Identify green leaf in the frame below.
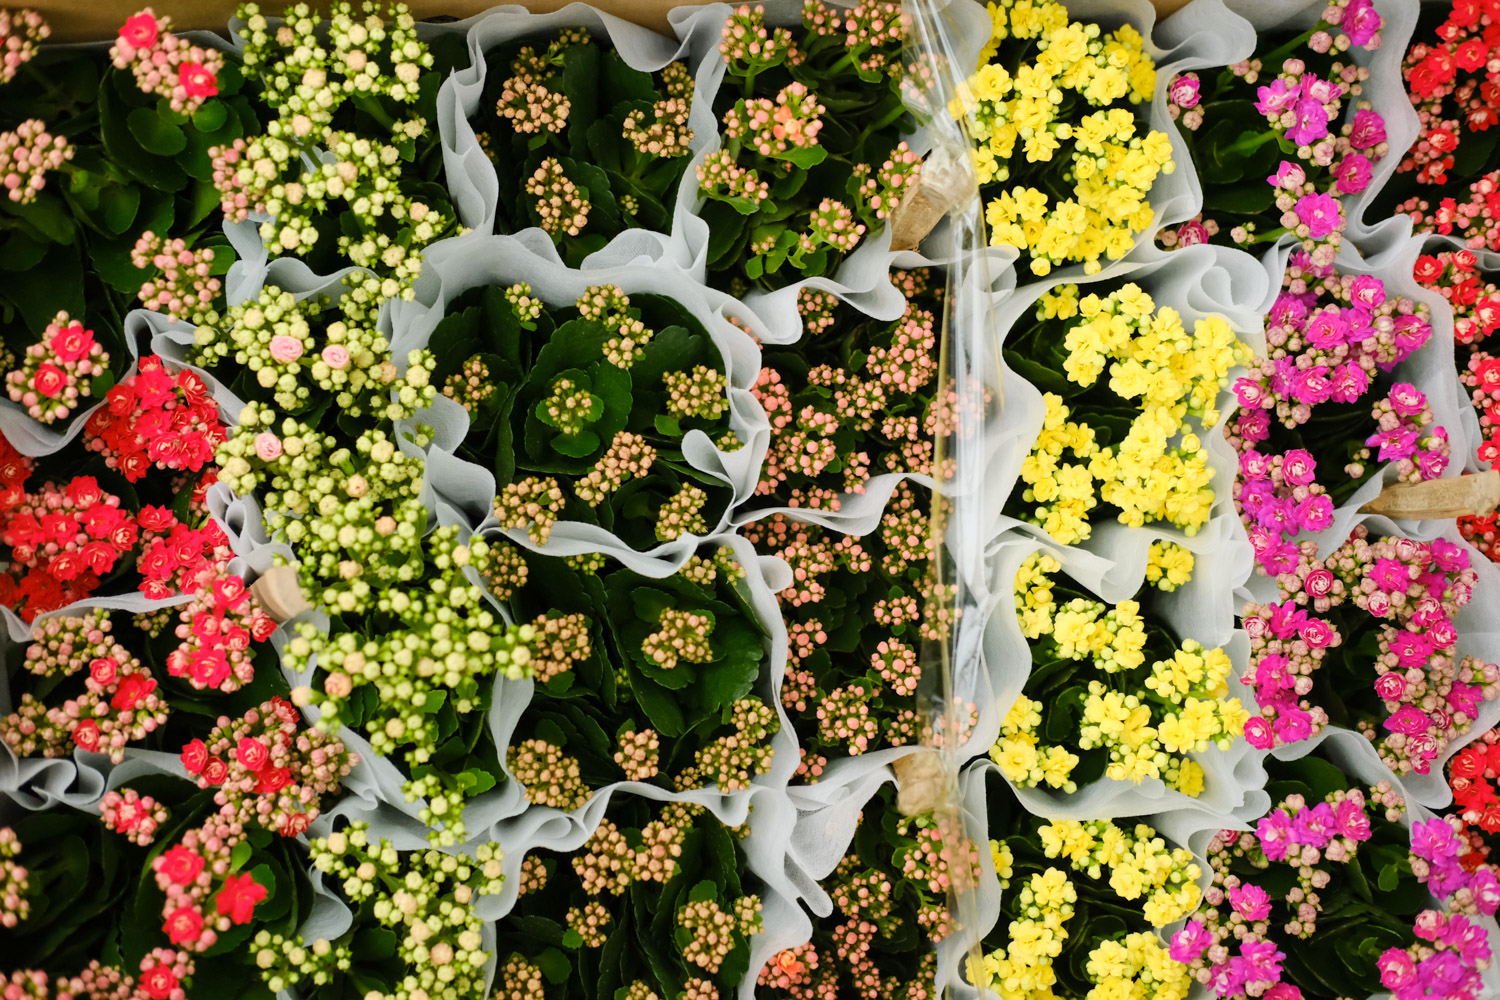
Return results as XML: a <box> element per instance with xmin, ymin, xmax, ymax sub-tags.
<box><xmin>777</xmin><ymin>145</ymin><xmax>828</xmax><ymax>170</ymax></box>
<box><xmin>687</xmin><ymin>879</ymin><xmax>717</xmax><ymax>903</ymax></box>
<box><xmin>653</xmin><ymin>413</ymin><xmax>682</xmax><ymax>437</ymax></box>
<box><xmin>100</xmin><ymin>184</ymin><xmax>141</xmax><ymax>235</ymax></box>
<box><xmin>701</xmin><ymin>617</ymin><xmax>764</xmax><ymax>710</ymax></box>
<box><xmin>0</xmin><ymin>230</ymin><xmax>48</xmax><ymax>271</ymax></box>
<box><xmin>191</xmin><ymin>100</ymin><xmax>229</xmax><ymax>133</ymax></box>
<box><xmin>1377</xmin><ymin>861</ymin><xmax>1400</xmax><ymax>893</ymax></box>
<box><xmin>562</xmin><ymin>927</ymin><xmax>585</xmax><ymax>949</ymax></box>
<box><xmin>127</xmin><ymin>107</ymin><xmax>188</xmax><ymax>156</ymax></box>
<box><xmin>537</xmin><ymin>947</ymin><xmax>572</xmax><ymax>985</ymax></box>
<box><xmin>422</xmin><ymin>690</ymin><xmax>447</xmax><ymax>713</ymax></box>
<box><xmin>2</xmin><ymin>193</ymin><xmax>76</xmax><ymax>245</ymax></box>
<box><xmin>230</xmin><ymin>840</ymin><xmax>252</xmax><ymax>872</ymax></box>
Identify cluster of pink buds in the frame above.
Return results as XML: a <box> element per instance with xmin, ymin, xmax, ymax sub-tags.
<box><xmin>526</xmin><ymin>157</ymin><xmax>589</xmax><ymax>238</ymax></box>
<box><xmin>854</xmin><ymin>142</ymin><xmax>921</xmax><ymax>221</ymax></box>
<box><xmin>510</xmin><ymin>737</ymin><xmax>590</xmax><ymax>810</ymax></box>
<box><xmin>574</xmin><ymin>431</ymin><xmax>656</xmax><ymax>506</ymax></box>
<box><xmin>0</xmin><ymin>826</ymin><xmax>27</xmax><ymax>928</ymax></box>
<box><xmin>131</xmin><ymin>231</ymin><xmax>221</xmax><ymax>325</ymax></box>
<box><xmin>111</xmin><ymin>8</ymin><xmax>222</xmax><ymax>114</ymax></box>
<box><xmin>0</xmin><ymin>118</ymin><xmax>71</xmax><ymax>205</ymax></box>
<box><xmin>1399</xmin><ymin>170</ymin><xmax>1500</xmax><ymax>252</ymax></box>
<box><xmin>679</xmin><ymin>895</ymin><xmax>764</xmax><ymax>974</ymax></box>
<box><xmin>5</xmin><ymin>312</ymin><xmax>108</xmax><ymax>424</ymax></box>
<box><xmin>697</xmin><ymin>149</ymin><xmax>770</xmax><ymax>208</ymax></box>
<box><xmin>99</xmin><ymin>787</ymin><xmax>169</xmax><ymax>846</ymax></box>
<box><xmin>720</xmin><ymin>4</ymin><xmax>799</xmax><ymax>73</ymax></box>
<box><xmin>725</xmin><ymin>83</ymin><xmax>824</xmax><ymax>158</ymax></box>
<box><xmin>0</xmin><ymin>9</ymin><xmax>46</xmax><ymax>85</ymax></box>
<box><xmin>4</xmin><ymin>950</ymin><xmax>195</xmax><ymax>1000</ymax></box>
<box><xmin>801</xmin><ymin>198</ymin><xmax>865</xmax><ymax>255</ymax></box>
<box><xmin>623</xmin><ymin>96</ymin><xmax>693</xmax><ymax>158</ymax></box>
<box><xmin>677</xmin><ymin>698</ymin><xmax>779</xmax><ymax>791</ymax></box>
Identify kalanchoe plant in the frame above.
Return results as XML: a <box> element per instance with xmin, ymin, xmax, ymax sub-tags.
<box><xmin>476</xmin><ymin>29</ymin><xmax>696</xmax><ymax>266</ymax></box>
<box><xmin>1226</xmin><ymin>251</ymin><xmax>1444</xmax><ymax>576</ymax></box>
<box><xmin>1240</xmin><ymin>525</ymin><xmax>1499</xmax><ymax>778</ymax></box>
<box><xmin>1446</xmin><ymin>728</ymin><xmax>1500</xmax><ymax>864</ymax></box>
<box><xmin>494</xmin><ymin>797</ymin><xmax>762</xmax><ymax>1000</ymax></box>
<box><xmin>283</xmin><ymin>497</ymin><xmax>538</xmax><ymax>844</ymax></box>
<box><xmin>429</xmin><ymin>282</ymin><xmax>739</xmax><ymax>553</ymax></box>
<box><xmin>498</xmin><ymin>540</ymin><xmax>775</xmax><ymax>809</ymax></box>
<box><xmin>748</xmin><ymin>271</ymin><xmax>943</xmax><ymax>514</ymax></box>
<box><xmin>699</xmin><ymin>1</ymin><xmax>919</xmax><ymax>293</ymax></box>
<box><xmin>249</xmin><ymin>821</ymin><xmax>503</xmax><ymax>999</ymax></box>
<box><xmin>956</xmin><ymin>0</ymin><xmax>1172</xmax><ymax>278</ymax></box>
<box><xmin>206</xmin><ymin>276</ymin><xmax>438</xmax><ymax>528</ymax></box>
<box><xmin>757</xmin><ymin>781</ymin><xmax>977</xmax><ymax>1000</ymax></box>
<box><xmin>1158</xmin><ymin>0</ymin><xmax>1386</xmax><ymax>265</ymax></box>
<box><xmin>742</xmin><ymin>482</ymin><xmax>967</xmax><ymax>781</ymax></box>
<box><xmin>970</xmin><ymin>767</ymin><xmax>1199</xmax><ymax>1000</ymax></box>
<box><xmin>215</xmin><ymin>1</ymin><xmax>466</xmax><ymax>293</ymax></box>
<box><xmin>1373</xmin><ymin>0</ymin><xmax>1500</xmax><ymax>250</ymax></box>
<box><xmin>0</xmin><ymin>752</ymin><xmax>344</xmax><ymax>1000</ymax></box>
<box><xmin>1164</xmin><ymin>753</ymin><xmax>1488</xmax><ymax>1000</ymax></box>
<box><xmin>1006</xmin><ymin>281</ymin><xmax>1246</xmax><ymax>544</ymax></box>
<box><xmin>0</xmin><ymin>8</ymin><xmax>251</xmax><ymax>422</ymax></box>
<box><xmin>1002</xmin><ymin>546</ymin><xmax>1247</xmax><ymax>798</ymax></box>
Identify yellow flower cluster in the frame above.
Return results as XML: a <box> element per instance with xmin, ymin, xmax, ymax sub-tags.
<box><xmin>954</xmin><ymin>0</ymin><xmax>1171</xmax><ymax>275</ymax></box>
<box><xmin>1037</xmin><ymin>818</ymin><xmax>1202</xmax><ymax>926</ymax></box>
<box><xmin>1005</xmin><ymin>552</ymin><xmax>1248</xmax><ymax>797</ymax></box>
<box><xmin>971</xmin><ymin>834</ymin><xmax>1193</xmax><ymax>1000</ymax></box>
<box><xmin>1017</xmin><ymin>284</ymin><xmax>1246</xmax><ymax>543</ymax></box>
<box><xmin>1145</xmin><ymin>540</ymin><xmax>1194</xmax><ymax>592</ymax></box>
<box><xmin>994</xmin><ymin>692</ymin><xmax>1080</xmax><ymax>792</ymax></box>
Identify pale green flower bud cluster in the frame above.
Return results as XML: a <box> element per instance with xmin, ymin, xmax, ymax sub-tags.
<box><xmin>254</xmin><ymin>822</ymin><xmax>501</xmax><ymax>999</ymax></box>
<box><xmin>218</xmin><ymin>405</ymin><xmax>426</xmax><ymax>524</ymax></box>
<box><xmin>284</xmin><ymin>518</ymin><xmax>537</xmax><ymax>841</ymax></box>
<box><xmin>232</xmin><ymin>2</ymin><xmax>448</xmax><ymax>290</ymax></box>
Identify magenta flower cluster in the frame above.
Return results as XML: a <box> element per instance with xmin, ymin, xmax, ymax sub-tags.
<box><xmin>1242</xmin><ymin>527</ymin><xmax>1499</xmax><ymax>776</ymax></box>
<box><xmin>1377</xmin><ymin>818</ymin><xmax>1497</xmax><ymax>1000</ymax></box>
<box><xmin>1229</xmin><ymin>251</ymin><xmax>1436</xmax><ymax>574</ymax></box>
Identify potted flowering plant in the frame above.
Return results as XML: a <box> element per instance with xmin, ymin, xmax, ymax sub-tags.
<box><xmin>428</xmin><ymin>279</ymin><xmax>741</xmax><ymax>553</ymax></box>
<box><xmin>956</xmin><ymin>0</ymin><xmax>1173</xmax><ymax>278</ymax></box>
<box><xmin>499</xmin><ymin>539</ymin><xmax>778</xmax><ymax>809</ymax></box>
<box><xmin>1372</xmin><ymin>0</ymin><xmax>1500</xmax><ymax>252</ymax></box>
<box><xmin>698</xmin><ymin>1</ymin><xmax>919</xmax><ymax>294</ymax></box>
<box><xmin>0</xmin><ymin>7</ymin><xmax>253</xmax><ymax>428</ymax></box>
<box><xmin>1165</xmin><ymin>749</ymin><xmax>1493</xmax><ymax>1000</ymax></box>
<box><xmin>493</xmin><ymin>795</ymin><xmax>765</xmax><ymax>1000</ymax></box>
<box><xmin>1227</xmin><ymin>251</ymin><xmax>1446</xmax><ymax>577</ymax></box>
<box><xmin>1239</xmin><ymin>525</ymin><xmax>1499</xmax><ymax>778</ymax></box>
<box><xmin>1159</xmin><ymin>0</ymin><xmax>1387</xmax><ymax>265</ymax></box>
<box><xmin>970</xmin><ymin>765</ymin><xmax>1200</xmax><ymax>998</ymax></box>
<box><xmin>1004</xmin><ymin>279</ymin><xmax>1246</xmax><ymax>545</ymax></box>
<box><xmin>998</xmin><ymin>542</ymin><xmax>1246</xmax><ymax>798</ymax></box>
<box><xmin>473</xmin><ymin>26</ymin><xmax>697</xmax><ymax>266</ymax></box>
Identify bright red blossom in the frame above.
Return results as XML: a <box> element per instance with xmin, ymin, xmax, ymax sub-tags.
<box><xmin>215</xmin><ymin>873</ymin><xmax>266</xmax><ymax>924</ymax></box>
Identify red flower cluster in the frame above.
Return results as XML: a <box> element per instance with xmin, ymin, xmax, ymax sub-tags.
<box><xmin>164</xmin><ymin>568</ymin><xmax>275</xmax><ymax>693</ymax></box>
<box><xmin>136</xmin><ymin>505</ymin><xmax>235</xmax><ymax>601</ymax></box>
<box><xmin>1448</xmin><ymin>731</ymin><xmax>1500</xmax><ymax>866</ymax></box>
<box><xmin>1400</xmin><ymin>1</ymin><xmax>1500</xmax><ymax>186</ymax></box>
<box><xmin>84</xmin><ymin>355</ymin><xmax>223</xmax><ymax>482</ymax></box>
<box><xmin>0</xmin><ymin>474</ymin><xmax>137</xmax><ymax>620</ymax></box>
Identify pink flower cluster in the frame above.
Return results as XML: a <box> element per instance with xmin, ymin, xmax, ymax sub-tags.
<box><xmin>4</xmin><ymin>948</ymin><xmax>194</xmax><ymax>1000</ymax></box>
<box><xmin>110</xmin><ymin>8</ymin><xmax>222</xmax><ymax>114</ymax></box>
<box><xmin>1228</xmin><ymin>252</ymin><xmax>1435</xmax><ymax>572</ymax></box>
<box><xmin>99</xmin><ymin>786</ymin><xmax>169</xmax><ymax>847</ymax></box>
<box><xmin>1352</xmin><ymin>382</ymin><xmax>1449</xmax><ymax>484</ymax></box>
<box><xmin>5</xmin><ymin>312</ymin><xmax>108</xmax><ymax>424</ymax></box>
<box><xmin>0</xmin><ymin>9</ymin><xmax>48</xmax><ymax>85</ymax></box>
<box><xmin>0</xmin><ymin>611</ymin><xmax>169</xmax><ymax>763</ymax></box>
<box><xmin>163</xmin><ymin>567</ymin><xmax>276</xmax><ymax>692</ymax></box>
<box><xmin>0</xmin><ymin>826</ymin><xmax>26</xmax><ymax>929</ymax></box>
<box><xmin>83</xmin><ymin>355</ymin><xmax>224</xmax><ymax>483</ymax></box>
<box><xmin>131</xmin><ymin>232</ymin><xmax>221</xmax><ymax>324</ymax></box>
<box><xmin>0</xmin><ymin>118</ymin><xmax>72</xmax><ymax>206</ymax></box>
<box><xmin>1378</xmin><ymin>820</ymin><xmax>1496</xmax><ymax>1000</ymax></box>
<box><xmin>1243</xmin><ymin>527</ymin><xmax>1499</xmax><ymax>775</ymax></box>
<box><xmin>1399</xmin><ymin>170</ymin><xmax>1500</xmax><ymax>252</ymax></box>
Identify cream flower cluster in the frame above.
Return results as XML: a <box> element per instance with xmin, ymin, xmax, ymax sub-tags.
<box><xmin>953</xmin><ymin>0</ymin><xmax>1173</xmax><ymax>275</ymax></box>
